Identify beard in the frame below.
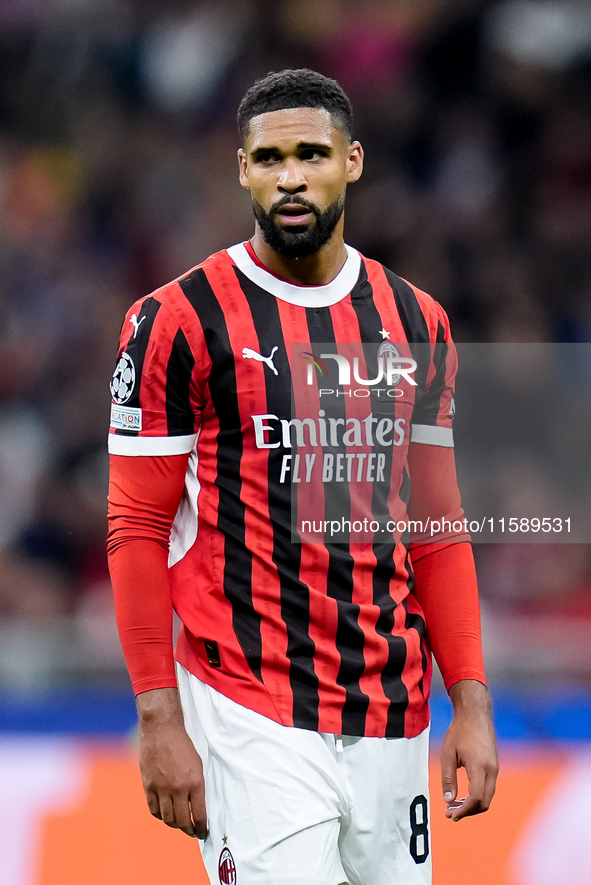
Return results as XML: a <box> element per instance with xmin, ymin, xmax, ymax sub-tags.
<box><xmin>252</xmin><ymin>192</ymin><xmax>345</xmax><ymax>258</ymax></box>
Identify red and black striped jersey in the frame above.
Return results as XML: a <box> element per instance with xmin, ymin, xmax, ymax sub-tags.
<box><xmin>108</xmin><ymin>243</ymin><xmax>462</xmax><ymax>738</ymax></box>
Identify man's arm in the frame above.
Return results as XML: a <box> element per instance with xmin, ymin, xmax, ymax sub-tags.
<box><xmin>408</xmin><ymin>443</ymin><xmax>499</xmax><ymax>821</ymax></box>
<box><xmin>108</xmin><ymin>453</ymin><xmax>207</xmax><ymax>838</ymax></box>
<box><xmin>442</xmin><ymin>680</ymin><xmax>498</xmax><ymax>821</ymax></box>
<box><xmin>136</xmin><ymin>687</ymin><xmax>207</xmax><ymax>838</ymax></box>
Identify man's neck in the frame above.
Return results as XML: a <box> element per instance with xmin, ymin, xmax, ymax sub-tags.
<box><xmin>250</xmin><ymin>228</ymin><xmax>348</xmax><ymax>286</ymax></box>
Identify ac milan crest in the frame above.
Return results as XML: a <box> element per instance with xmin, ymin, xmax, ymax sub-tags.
<box><xmin>378</xmin><ymin>340</ymin><xmax>402</xmax><ymax>385</ymax></box>
<box><xmin>218</xmin><ymin>846</ymin><xmax>236</xmax><ymax>885</ymax></box>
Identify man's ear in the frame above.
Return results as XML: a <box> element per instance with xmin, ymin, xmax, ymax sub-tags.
<box><xmin>346</xmin><ymin>141</ymin><xmax>364</xmax><ymax>184</ymax></box>
<box><xmin>238</xmin><ymin>148</ymin><xmax>250</xmax><ymax>189</ymax></box>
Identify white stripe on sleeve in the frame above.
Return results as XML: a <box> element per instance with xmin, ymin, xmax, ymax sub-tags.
<box><xmin>108</xmin><ymin>433</ymin><xmax>197</xmax><ymax>456</ymax></box>
<box><xmin>410</xmin><ymin>424</ymin><xmax>454</xmax><ymax>447</ymax></box>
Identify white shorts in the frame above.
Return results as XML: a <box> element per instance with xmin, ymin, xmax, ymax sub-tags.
<box><xmin>177</xmin><ymin>665</ymin><xmax>431</xmax><ymax>885</ymax></box>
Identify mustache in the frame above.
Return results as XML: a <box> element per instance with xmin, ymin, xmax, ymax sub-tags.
<box><xmin>269</xmin><ymin>195</ymin><xmax>320</xmax><ymax>218</ymax></box>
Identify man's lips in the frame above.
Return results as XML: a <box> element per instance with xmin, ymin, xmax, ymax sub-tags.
<box><xmin>275</xmin><ymin>203</ymin><xmax>315</xmax><ymax>227</ymax></box>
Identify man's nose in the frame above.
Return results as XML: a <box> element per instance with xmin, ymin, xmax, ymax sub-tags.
<box><xmin>277</xmin><ymin>160</ymin><xmax>307</xmax><ymax>193</ymax></box>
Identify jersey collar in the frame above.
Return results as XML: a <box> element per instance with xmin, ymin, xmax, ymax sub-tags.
<box><xmin>226</xmin><ymin>242</ymin><xmax>361</xmax><ymax>307</ymax></box>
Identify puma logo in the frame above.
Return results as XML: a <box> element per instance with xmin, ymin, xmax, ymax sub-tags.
<box><xmin>130</xmin><ymin>314</ymin><xmax>146</xmax><ymax>338</ymax></box>
<box><xmin>242</xmin><ymin>346</ymin><xmax>279</xmax><ymax>375</ymax></box>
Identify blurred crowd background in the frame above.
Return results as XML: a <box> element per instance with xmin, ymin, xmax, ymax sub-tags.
<box><xmin>0</xmin><ymin>0</ymin><xmax>590</xmax><ymax>694</ymax></box>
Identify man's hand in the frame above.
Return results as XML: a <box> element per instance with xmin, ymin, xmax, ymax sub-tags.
<box><xmin>136</xmin><ymin>687</ymin><xmax>207</xmax><ymax>838</ymax></box>
<box><xmin>440</xmin><ymin>680</ymin><xmax>499</xmax><ymax>822</ymax></box>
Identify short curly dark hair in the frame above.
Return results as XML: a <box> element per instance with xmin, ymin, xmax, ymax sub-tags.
<box><xmin>237</xmin><ymin>69</ymin><xmax>353</xmax><ymax>142</ymax></box>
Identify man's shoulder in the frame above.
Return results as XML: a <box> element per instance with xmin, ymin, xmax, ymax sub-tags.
<box><xmin>359</xmin><ymin>252</ymin><xmax>448</xmax><ymax>328</ymax></box>
<box><xmin>118</xmin><ymin>247</ymin><xmax>237</xmax><ymax>346</ymax></box>
<box><xmin>122</xmin><ymin>247</ymin><xmax>236</xmax><ymax>329</ymax></box>
<box><xmin>153</xmin><ymin>246</ymin><xmax>236</xmax><ymax>305</ymax></box>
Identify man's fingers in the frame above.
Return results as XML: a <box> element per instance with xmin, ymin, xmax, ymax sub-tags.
<box><xmin>138</xmin><ymin>720</ymin><xmax>207</xmax><ymax>837</ymax></box>
<box><xmin>145</xmin><ymin>789</ymin><xmax>203</xmax><ymax>838</ymax></box>
<box><xmin>482</xmin><ymin>767</ymin><xmax>498</xmax><ymax>810</ymax></box>
<box><xmin>441</xmin><ymin>687</ymin><xmax>499</xmax><ymax>823</ymax></box>
<box><xmin>190</xmin><ymin>790</ymin><xmax>208</xmax><ymax>840</ymax></box>
<box><xmin>146</xmin><ymin>790</ymin><xmax>162</xmax><ymax>820</ymax></box>
<box><xmin>447</xmin><ymin>762</ymin><xmax>494</xmax><ymax>820</ymax></box>
<box><xmin>448</xmin><ymin>792</ymin><xmax>480</xmax><ymax>820</ymax></box>
<box><xmin>440</xmin><ymin>742</ymin><xmax>458</xmax><ymax>804</ymax></box>
<box><xmin>159</xmin><ymin>795</ymin><xmax>178</xmax><ymax>828</ymax></box>
<box><xmin>173</xmin><ymin>794</ymin><xmax>198</xmax><ymax>838</ymax></box>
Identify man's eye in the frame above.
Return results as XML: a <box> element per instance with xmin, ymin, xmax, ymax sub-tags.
<box><xmin>301</xmin><ymin>149</ymin><xmax>326</xmax><ymax>160</ymax></box>
<box><xmin>257</xmin><ymin>153</ymin><xmax>280</xmax><ymax>163</ymax></box>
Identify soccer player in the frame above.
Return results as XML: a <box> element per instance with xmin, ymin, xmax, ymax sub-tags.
<box><xmin>107</xmin><ymin>69</ymin><xmax>498</xmax><ymax>885</ymax></box>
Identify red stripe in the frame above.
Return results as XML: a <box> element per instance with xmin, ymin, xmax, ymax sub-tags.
<box><xmin>165</xmin><ymin>281</ymin><xmax>212</xmax><ymax>421</ymax></box>
<box><xmin>403</xmin><ymin>589</ymin><xmax>432</xmax><ymax>736</ymax></box>
<box><xmin>363</xmin><ymin>260</ymin><xmax>411</xmax><ymax>343</ymax></box>
<box><xmin>136</xmin><ymin>305</ymin><xmax>177</xmax><ymax>437</ymax></box>
<box><xmin>328</xmin><ymin>296</ymin><xmax>379</xmax><ymax>546</ymax></box>
<box><xmin>395</xmin><ymin>274</ymin><xmax>457</xmax><ymax>430</ymax></box>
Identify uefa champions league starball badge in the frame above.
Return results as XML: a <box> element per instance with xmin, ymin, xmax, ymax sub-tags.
<box><xmin>110</xmin><ymin>352</ymin><xmax>136</xmax><ymax>405</ymax></box>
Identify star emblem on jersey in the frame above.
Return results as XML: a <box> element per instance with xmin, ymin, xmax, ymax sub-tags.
<box><xmin>242</xmin><ymin>345</ymin><xmax>278</xmax><ymax>375</ymax></box>
<box><xmin>379</xmin><ymin>328</ymin><xmax>391</xmax><ymax>339</ymax></box>
<box><xmin>110</xmin><ymin>352</ymin><xmax>136</xmax><ymax>405</ymax></box>
<box><xmin>218</xmin><ymin>846</ymin><xmax>236</xmax><ymax>885</ymax></box>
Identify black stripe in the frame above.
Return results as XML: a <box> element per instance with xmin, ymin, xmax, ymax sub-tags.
<box><xmin>413</xmin><ymin>320</ymin><xmax>449</xmax><ymax>426</ymax></box>
<box><xmin>179</xmin><ymin>269</ymin><xmax>262</xmax><ymax>681</ymax></box>
<box><xmin>351</xmin><ymin>262</ymin><xmax>410</xmax><ymax>735</ymax></box>
<box><xmin>405</xmin><ymin>606</ymin><xmax>428</xmax><ymax>699</ymax></box>
<box><xmin>403</xmin><ymin>547</ymin><xmax>428</xmax><ymax>700</ymax></box>
<box><xmin>166</xmin><ymin>328</ymin><xmax>196</xmax><ymax>436</ymax></box>
<box><xmin>372</xmin><ymin>542</ymin><xmax>409</xmax><ymax>737</ymax></box>
<box><xmin>233</xmin><ymin>267</ymin><xmax>320</xmax><ymax>729</ymax></box>
<box><xmin>114</xmin><ymin>297</ymin><xmax>160</xmax><ymax>435</ymax></box>
<box><xmin>383</xmin><ymin>269</ymin><xmax>431</xmax><ymax>396</ymax></box>
<box><xmin>306</xmin><ymin>303</ymin><xmax>370</xmax><ymax>736</ymax></box>
<box><xmin>383</xmin><ymin>270</ymin><xmax>430</xmax><ymax>344</ymax></box>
